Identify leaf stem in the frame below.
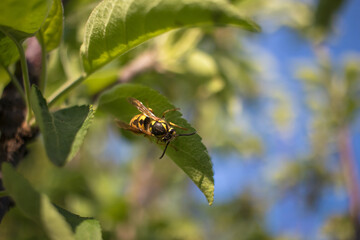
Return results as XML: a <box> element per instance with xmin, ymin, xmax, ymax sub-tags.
<box><xmin>3</xmin><ymin>66</ymin><xmax>26</xmax><ymax>101</ymax></box>
<box><xmin>59</xmin><ymin>43</ymin><xmax>72</xmax><ymax>79</ymax></box>
<box><xmin>6</xmin><ymin>34</ymin><xmax>32</xmax><ymax>122</ymax></box>
<box><xmin>37</xmin><ymin>30</ymin><xmax>47</xmax><ymax>93</ymax></box>
<box><xmin>48</xmin><ymin>74</ymin><xmax>87</xmax><ymax>107</ymax></box>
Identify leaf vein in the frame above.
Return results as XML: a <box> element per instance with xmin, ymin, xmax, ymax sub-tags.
<box><xmin>49</xmin><ymin>114</ymin><xmax>61</xmax><ymax>157</ymax></box>
<box><xmin>103</xmin><ymin>0</ymin><xmax>115</xmax><ymax>57</ymax></box>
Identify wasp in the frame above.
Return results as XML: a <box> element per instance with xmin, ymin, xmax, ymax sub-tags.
<box><xmin>116</xmin><ymin>98</ymin><xmax>196</xmax><ymax>159</ymax></box>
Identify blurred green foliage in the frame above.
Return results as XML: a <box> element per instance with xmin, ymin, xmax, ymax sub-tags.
<box><xmin>1</xmin><ymin>0</ymin><xmax>359</xmax><ymax>239</ymax></box>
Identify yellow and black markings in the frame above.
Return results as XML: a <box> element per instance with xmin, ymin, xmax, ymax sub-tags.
<box><xmin>116</xmin><ymin>98</ymin><xmax>196</xmax><ymax>159</ymax></box>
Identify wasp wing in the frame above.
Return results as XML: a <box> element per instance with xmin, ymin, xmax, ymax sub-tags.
<box><xmin>115</xmin><ymin>119</ymin><xmax>152</xmax><ymax>136</ymax></box>
<box><xmin>128</xmin><ymin>97</ymin><xmax>162</xmax><ymax>121</ymax></box>
<box><xmin>116</xmin><ymin>120</ymin><xmax>142</xmax><ymax>134</ymax></box>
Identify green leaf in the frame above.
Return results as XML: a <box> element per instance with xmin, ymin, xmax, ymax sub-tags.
<box><xmin>37</xmin><ymin>0</ymin><xmax>64</xmax><ymax>52</ymax></box>
<box><xmin>0</xmin><ymin>0</ymin><xmax>52</xmax><ymax>40</ymax></box>
<box><xmin>314</xmin><ymin>0</ymin><xmax>345</xmax><ymax>32</ymax></box>
<box><xmin>30</xmin><ymin>85</ymin><xmax>95</xmax><ymax>166</ymax></box>
<box><xmin>2</xmin><ymin>163</ymin><xmax>102</xmax><ymax>239</ymax></box>
<box><xmin>80</xmin><ymin>0</ymin><xmax>260</xmax><ymax>73</ymax></box>
<box><xmin>98</xmin><ymin>84</ymin><xmax>214</xmax><ymax>205</ymax></box>
<box><xmin>55</xmin><ymin>206</ymin><xmax>102</xmax><ymax>240</ymax></box>
<box><xmin>1</xmin><ymin>163</ymin><xmax>75</xmax><ymax>240</ymax></box>
<box><xmin>2</xmin><ymin>164</ymin><xmax>41</xmax><ymax>221</ymax></box>
<box><xmin>40</xmin><ymin>195</ymin><xmax>75</xmax><ymax>240</ymax></box>
<box><xmin>75</xmin><ymin>219</ymin><xmax>103</xmax><ymax>240</ymax></box>
<box><xmin>0</xmin><ymin>32</ymin><xmax>19</xmax><ymax>66</ymax></box>
<box><xmin>0</xmin><ymin>67</ymin><xmax>11</xmax><ymax>95</ymax></box>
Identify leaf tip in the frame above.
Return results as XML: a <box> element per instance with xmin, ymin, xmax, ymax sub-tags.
<box><xmin>207</xmin><ymin>186</ymin><xmax>215</xmax><ymax>206</ymax></box>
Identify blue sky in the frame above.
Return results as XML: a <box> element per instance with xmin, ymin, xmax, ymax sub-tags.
<box><xmin>210</xmin><ymin>0</ymin><xmax>360</xmax><ymax>238</ymax></box>
<box><xmin>101</xmin><ymin>0</ymin><xmax>359</xmax><ymax>238</ymax></box>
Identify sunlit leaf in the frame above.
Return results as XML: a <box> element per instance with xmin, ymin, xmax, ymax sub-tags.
<box><xmin>80</xmin><ymin>0</ymin><xmax>260</xmax><ymax>73</ymax></box>
<box><xmin>75</xmin><ymin>219</ymin><xmax>102</xmax><ymax>240</ymax></box>
<box><xmin>0</xmin><ymin>32</ymin><xmax>19</xmax><ymax>66</ymax></box>
<box><xmin>0</xmin><ymin>0</ymin><xmax>52</xmax><ymax>40</ymax></box>
<box><xmin>83</xmin><ymin>68</ymin><xmax>118</xmax><ymax>95</ymax></box>
<box><xmin>0</xmin><ymin>67</ymin><xmax>11</xmax><ymax>96</ymax></box>
<box><xmin>30</xmin><ymin>85</ymin><xmax>95</xmax><ymax>166</ymax></box>
<box><xmin>98</xmin><ymin>84</ymin><xmax>214</xmax><ymax>205</ymax></box>
<box><xmin>37</xmin><ymin>0</ymin><xmax>64</xmax><ymax>52</ymax></box>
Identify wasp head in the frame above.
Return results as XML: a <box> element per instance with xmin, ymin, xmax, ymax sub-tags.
<box><xmin>159</xmin><ymin>129</ymin><xmax>196</xmax><ymax>159</ymax></box>
<box><xmin>162</xmin><ymin>128</ymin><xmax>176</xmax><ymax>142</ymax></box>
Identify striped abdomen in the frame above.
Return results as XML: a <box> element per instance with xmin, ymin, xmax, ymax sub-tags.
<box><xmin>130</xmin><ymin>114</ymin><xmax>151</xmax><ymax>133</ymax></box>
<box><xmin>130</xmin><ymin>114</ymin><xmax>170</xmax><ymax>138</ymax></box>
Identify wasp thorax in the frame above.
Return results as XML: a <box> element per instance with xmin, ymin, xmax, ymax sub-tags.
<box><xmin>121</xmin><ymin>98</ymin><xmax>195</xmax><ymax>159</ymax></box>
<box><xmin>151</xmin><ymin>122</ymin><xmax>167</xmax><ymax>136</ymax></box>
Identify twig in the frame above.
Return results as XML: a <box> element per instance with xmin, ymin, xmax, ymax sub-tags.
<box><xmin>118</xmin><ymin>50</ymin><xmax>160</xmax><ymax>83</ymax></box>
<box><xmin>337</xmin><ymin>127</ymin><xmax>360</xmax><ymax>238</ymax></box>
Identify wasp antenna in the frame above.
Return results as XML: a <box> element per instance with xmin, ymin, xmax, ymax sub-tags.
<box><xmin>159</xmin><ymin>141</ymin><xmax>170</xmax><ymax>159</ymax></box>
<box><xmin>177</xmin><ymin>132</ymin><xmax>196</xmax><ymax>137</ymax></box>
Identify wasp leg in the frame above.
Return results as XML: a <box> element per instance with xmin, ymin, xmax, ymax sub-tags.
<box><xmin>169</xmin><ymin>122</ymin><xmax>188</xmax><ymax>130</ymax></box>
<box><xmin>161</xmin><ymin>108</ymin><xmax>180</xmax><ymax>118</ymax></box>
<box><xmin>157</xmin><ymin>141</ymin><xmax>179</xmax><ymax>151</ymax></box>
<box><xmin>159</xmin><ymin>142</ymin><xmax>170</xmax><ymax>159</ymax></box>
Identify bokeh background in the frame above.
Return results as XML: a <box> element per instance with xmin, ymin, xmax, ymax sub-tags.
<box><xmin>1</xmin><ymin>0</ymin><xmax>360</xmax><ymax>239</ymax></box>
